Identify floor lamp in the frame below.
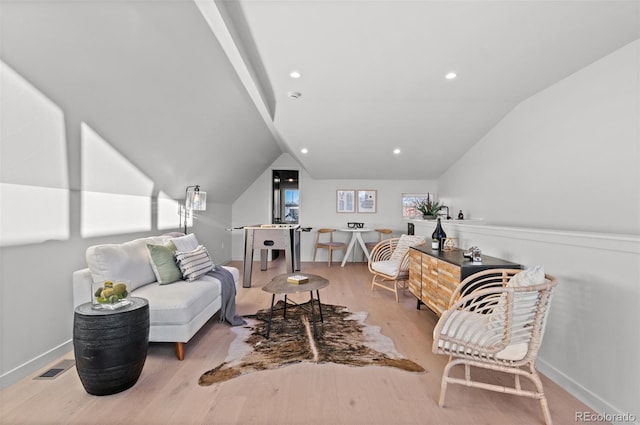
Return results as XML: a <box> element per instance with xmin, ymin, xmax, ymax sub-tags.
<box><xmin>183</xmin><ymin>185</ymin><xmax>207</xmax><ymax>234</ymax></box>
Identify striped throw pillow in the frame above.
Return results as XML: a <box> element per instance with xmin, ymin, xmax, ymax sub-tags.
<box><xmin>175</xmin><ymin>245</ymin><xmax>214</xmax><ymax>282</ymax></box>
<box><xmin>389</xmin><ymin>234</ymin><xmax>425</xmax><ymax>264</ymax></box>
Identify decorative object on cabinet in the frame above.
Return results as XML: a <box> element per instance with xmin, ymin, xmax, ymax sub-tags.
<box><xmin>313</xmin><ymin>228</ymin><xmax>347</xmax><ymax>267</ymax></box>
<box><xmin>407</xmin><ymin>246</ymin><xmax>521</xmax><ymax>316</ymax></box>
<box><xmin>432</xmin><ymin>268</ymin><xmax>558</xmax><ymax>425</ymax></box>
<box><xmin>357</xmin><ymin>189</ymin><xmax>377</xmax><ymax>213</ymax></box>
<box><xmin>368</xmin><ymin>235</ymin><xmax>425</xmax><ymax>302</ymax></box>
<box><xmin>336</xmin><ymin>189</ymin><xmax>356</xmax><ymax>213</ymax></box>
<box><xmin>443</xmin><ymin>238</ymin><xmax>457</xmax><ymax>251</ymax></box>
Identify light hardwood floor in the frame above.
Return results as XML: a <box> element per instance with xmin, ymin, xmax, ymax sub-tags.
<box><xmin>1</xmin><ymin>259</ymin><xmax>601</xmax><ymax>425</ymax></box>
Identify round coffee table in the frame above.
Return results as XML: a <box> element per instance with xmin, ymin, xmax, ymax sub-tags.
<box><xmin>262</xmin><ymin>273</ymin><xmax>329</xmax><ymax>339</ymax></box>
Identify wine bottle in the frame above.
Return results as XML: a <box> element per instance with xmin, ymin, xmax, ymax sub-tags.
<box><xmin>431</xmin><ymin>218</ymin><xmax>447</xmax><ymax>251</ymax></box>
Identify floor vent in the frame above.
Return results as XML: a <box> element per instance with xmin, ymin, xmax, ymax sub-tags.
<box><xmin>33</xmin><ymin>359</ymin><xmax>75</xmax><ymax>380</ymax></box>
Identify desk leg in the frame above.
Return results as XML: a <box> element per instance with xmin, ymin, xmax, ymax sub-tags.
<box><xmin>341</xmin><ymin>234</ymin><xmax>358</xmax><ymax>267</ymax></box>
<box><xmin>266</xmin><ymin>294</ymin><xmax>275</xmax><ymax>339</ymax></box>
<box><xmin>355</xmin><ymin>233</ymin><xmax>370</xmax><ymax>262</ymax></box>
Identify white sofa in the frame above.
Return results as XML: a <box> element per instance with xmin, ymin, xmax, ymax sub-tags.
<box><xmin>72</xmin><ymin>233</ymin><xmax>239</xmax><ymax>360</ymax></box>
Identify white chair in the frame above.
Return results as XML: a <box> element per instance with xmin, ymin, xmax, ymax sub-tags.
<box><xmin>368</xmin><ymin>234</ymin><xmax>425</xmax><ymax>302</ymax></box>
<box><xmin>432</xmin><ymin>268</ymin><xmax>558</xmax><ymax>425</ymax></box>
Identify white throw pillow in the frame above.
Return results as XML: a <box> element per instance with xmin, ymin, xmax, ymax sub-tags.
<box><xmin>507</xmin><ymin>266</ymin><xmax>545</xmax><ymax>289</ymax></box>
<box><xmin>389</xmin><ymin>234</ymin><xmax>424</xmax><ymax>263</ymax></box>
<box><xmin>175</xmin><ymin>245</ymin><xmax>214</xmax><ymax>282</ymax></box>
<box><xmin>171</xmin><ymin>233</ymin><xmax>200</xmax><ymax>252</ymax></box>
<box><xmin>490</xmin><ymin>266</ymin><xmax>545</xmax><ymax>329</ymax></box>
<box><xmin>86</xmin><ymin>236</ymin><xmax>167</xmax><ymax>291</ymax></box>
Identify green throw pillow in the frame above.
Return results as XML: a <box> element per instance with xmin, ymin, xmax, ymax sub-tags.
<box><xmin>147</xmin><ymin>241</ymin><xmax>183</xmax><ymax>285</ymax></box>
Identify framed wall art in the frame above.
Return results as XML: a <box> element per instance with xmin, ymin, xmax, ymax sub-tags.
<box><xmin>357</xmin><ymin>189</ymin><xmax>377</xmax><ymax>213</ymax></box>
<box><xmin>336</xmin><ymin>189</ymin><xmax>356</xmax><ymax>213</ymax></box>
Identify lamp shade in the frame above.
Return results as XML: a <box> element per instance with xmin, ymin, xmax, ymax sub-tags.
<box><xmin>186</xmin><ymin>186</ymin><xmax>206</xmax><ymax>211</ymax></box>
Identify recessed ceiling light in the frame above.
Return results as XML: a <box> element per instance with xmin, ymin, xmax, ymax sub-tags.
<box><xmin>290</xmin><ymin>71</ymin><xmax>301</xmax><ymax>79</ymax></box>
<box><xmin>287</xmin><ymin>91</ymin><xmax>302</xmax><ymax>99</ymax></box>
<box><xmin>445</xmin><ymin>72</ymin><xmax>457</xmax><ymax>80</ymax></box>
<box><xmin>301</xmin><ymin>148</ymin><xmax>308</xmax><ymax>154</ymax></box>
<box><xmin>393</xmin><ymin>148</ymin><xmax>401</xmax><ymax>154</ymax></box>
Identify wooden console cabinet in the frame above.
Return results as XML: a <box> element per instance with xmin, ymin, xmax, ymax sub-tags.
<box><xmin>408</xmin><ymin>246</ymin><xmax>520</xmax><ymax>316</ymax></box>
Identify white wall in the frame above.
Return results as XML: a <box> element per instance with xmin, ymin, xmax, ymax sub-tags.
<box><xmin>232</xmin><ymin>153</ymin><xmax>436</xmax><ymax>264</ymax></box>
<box><xmin>438</xmin><ymin>39</ymin><xmax>640</xmax><ymax>236</ymax></box>
<box><xmin>437</xmin><ymin>40</ymin><xmax>640</xmax><ymax>423</ymax></box>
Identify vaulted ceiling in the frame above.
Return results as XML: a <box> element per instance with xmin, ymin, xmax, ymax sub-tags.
<box><xmin>2</xmin><ymin>1</ymin><xmax>639</xmax><ymax>202</ymax></box>
<box><xmin>217</xmin><ymin>0</ymin><xmax>639</xmax><ymax>179</ymax></box>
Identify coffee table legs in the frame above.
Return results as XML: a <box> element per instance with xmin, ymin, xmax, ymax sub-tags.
<box><xmin>309</xmin><ymin>291</ymin><xmax>318</xmax><ymax>338</ymax></box>
<box><xmin>266</xmin><ymin>294</ymin><xmax>276</xmax><ymax>338</ymax></box>
<box><xmin>315</xmin><ymin>289</ymin><xmax>324</xmax><ymax>322</ymax></box>
<box><xmin>264</xmin><ymin>290</ymin><xmax>324</xmax><ymax>339</ymax></box>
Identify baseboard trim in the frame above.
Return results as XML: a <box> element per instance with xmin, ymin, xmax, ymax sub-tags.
<box><xmin>537</xmin><ymin>358</ymin><xmax>639</xmax><ymax>425</ymax></box>
<box><xmin>0</xmin><ymin>339</ymin><xmax>73</xmax><ymax>390</ymax></box>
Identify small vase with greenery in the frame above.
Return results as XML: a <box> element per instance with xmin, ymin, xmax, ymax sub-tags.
<box><xmin>415</xmin><ymin>197</ymin><xmax>443</xmax><ymax>220</ymax></box>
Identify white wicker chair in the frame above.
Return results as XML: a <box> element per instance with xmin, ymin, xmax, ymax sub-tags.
<box><xmin>432</xmin><ymin>268</ymin><xmax>558</xmax><ymax>425</ymax></box>
<box><xmin>368</xmin><ymin>235</ymin><xmax>425</xmax><ymax>302</ymax></box>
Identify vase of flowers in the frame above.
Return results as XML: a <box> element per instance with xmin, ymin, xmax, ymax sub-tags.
<box><xmin>414</xmin><ymin>196</ymin><xmax>443</xmax><ymax>220</ymax></box>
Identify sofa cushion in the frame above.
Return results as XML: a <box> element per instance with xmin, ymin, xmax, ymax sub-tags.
<box><xmin>147</xmin><ymin>241</ymin><xmax>182</xmax><ymax>285</ymax></box>
<box><xmin>175</xmin><ymin>245</ymin><xmax>214</xmax><ymax>282</ymax></box>
<box><xmin>133</xmin><ymin>277</ymin><xmax>222</xmax><ymax>326</ymax></box>
<box><xmin>86</xmin><ymin>235</ymin><xmax>169</xmax><ymax>291</ymax></box>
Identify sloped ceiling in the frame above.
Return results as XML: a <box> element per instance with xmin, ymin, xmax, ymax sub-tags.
<box><xmin>218</xmin><ymin>0</ymin><xmax>640</xmax><ymax>179</ymax></box>
<box><xmin>1</xmin><ymin>0</ymin><xmax>282</xmax><ymax>203</ymax></box>
<box><xmin>2</xmin><ymin>0</ymin><xmax>639</xmax><ymax>202</ymax></box>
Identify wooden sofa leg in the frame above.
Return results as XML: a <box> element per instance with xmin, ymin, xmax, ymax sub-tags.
<box><xmin>175</xmin><ymin>342</ymin><xmax>185</xmax><ymax>360</ymax></box>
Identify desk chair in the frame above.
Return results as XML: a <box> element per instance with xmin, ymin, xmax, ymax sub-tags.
<box><xmin>312</xmin><ymin>228</ymin><xmax>346</xmax><ymax>267</ymax></box>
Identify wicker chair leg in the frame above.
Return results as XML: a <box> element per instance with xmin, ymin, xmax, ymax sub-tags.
<box><xmin>438</xmin><ymin>360</ymin><xmax>454</xmax><ymax>407</ymax></box>
<box><xmin>529</xmin><ymin>366</ymin><xmax>553</xmax><ymax>425</ymax></box>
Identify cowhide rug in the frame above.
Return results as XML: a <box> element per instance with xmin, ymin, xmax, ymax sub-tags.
<box><xmin>198</xmin><ymin>300</ymin><xmax>425</xmax><ymax>386</ymax></box>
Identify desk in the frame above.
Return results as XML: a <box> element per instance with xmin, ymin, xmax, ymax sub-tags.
<box><xmin>262</xmin><ymin>273</ymin><xmax>329</xmax><ymax>339</ymax></box>
<box><xmin>340</xmin><ymin>228</ymin><xmax>373</xmax><ymax>267</ymax></box>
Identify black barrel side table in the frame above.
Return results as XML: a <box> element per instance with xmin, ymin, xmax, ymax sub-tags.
<box><xmin>73</xmin><ymin>297</ymin><xmax>149</xmax><ymax>396</ymax></box>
